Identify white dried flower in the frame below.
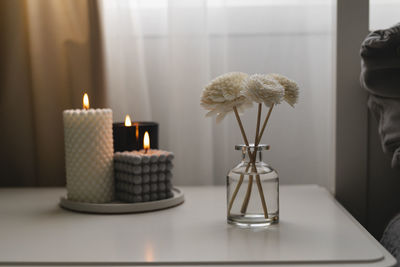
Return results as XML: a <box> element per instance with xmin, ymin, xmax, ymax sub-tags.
<box><xmin>268</xmin><ymin>73</ymin><xmax>299</xmax><ymax>107</ymax></box>
<box><xmin>201</xmin><ymin>72</ymin><xmax>252</xmax><ymax>122</ymax></box>
<box><xmin>242</xmin><ymin>74</ymin><xmax>284</xmax><ymax>107</ymax></box>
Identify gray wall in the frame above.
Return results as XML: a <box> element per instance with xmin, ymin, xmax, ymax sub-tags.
<box><xmin>335</xmin><ymin>0</ymin><xmax>369</xmax><ymax>226</ymax></box>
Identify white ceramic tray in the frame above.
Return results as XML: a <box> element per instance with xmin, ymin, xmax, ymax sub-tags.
<box><xmin>59</xmin><ymin>187</ymin><xmax>184</xmax><ymax>214</ymax></box>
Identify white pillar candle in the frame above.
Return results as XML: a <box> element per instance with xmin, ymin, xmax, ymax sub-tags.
<box><xmin>63</xmin><ymin>108</ymin><xmax>114</xmax><ymax>203</ymax></box>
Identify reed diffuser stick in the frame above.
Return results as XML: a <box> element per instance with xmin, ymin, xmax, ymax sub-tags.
<box><xmin>240</xmin><ymin>104</ymin><xmax>269</xmax><ymax>218</ymax></box>
<box><xmin>227</xmin><ymin>163</ymin><xmax>251</xmax><ymax>215</ymax></box>
<box><xmin>240</xmin><ymin>103</ymin><xmax>262</xmax><ymax>213</ymax></box>
<box><xmin>255</xmin><ymin>104</ymin><xmax>262</xmax><ymax>145</ymax></box>
<box><xmin>233</xmin><ymin>107</ymin><xmax>249</xmax><ymax>146</ymax></box>
<box><xmin>257</xmin><ymin>104</ymin><xmax>274</xmax><ymax>144</ymax></box>
<box><xmin>243</xmin><ymin>104</ymin><xmax>275</xmax><ymax>217</ymax></box>
<box><xmin>233</xmin><ymin>107</ymin><xmax>268</xmax><ymax>218</ymax></box>
<box><xmin>256</xmin><ymin>173</ymin><xmax>269</xmax><ymax>217</ymax></box>
<box><xmin>241</xmin><ymin>174</ymin><xmax>253</xmax><ymax>211</ymax></box>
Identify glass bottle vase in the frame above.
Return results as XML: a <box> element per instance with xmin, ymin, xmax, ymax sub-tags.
<box><xmin>227</xmin><ymin>144</ymin><xmax>279</xmax><ymax>227</ymax></box>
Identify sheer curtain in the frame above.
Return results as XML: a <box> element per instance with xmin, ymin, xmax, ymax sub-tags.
<box><xmin>0</xmin><ymin>0</ymin><xmax>105</xmax><ymax>186</ymax></box>
<box><xmin>370</xmin><ymin>0</ymin><xmax>400</xmax><ymax>30</ymax></box>
<box><xmin>100</xmin><ymin>0</ymin><xmax>335</xmax><ymax>190</ymax></box>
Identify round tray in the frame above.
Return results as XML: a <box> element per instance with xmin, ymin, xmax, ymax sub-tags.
<box><xmin>59</xmin><ymin>187</ymin><xmax>184</xmax><ymax>214</ymax></box>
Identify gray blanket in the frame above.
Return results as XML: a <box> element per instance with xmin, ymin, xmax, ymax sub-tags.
<box><xmin>360</xmin><ymin>23</ymin><xmax>400</xmax><ymax>169</ymax></box>
<box><xmin>381</xmin><ymin>213</ymin><xmax>400</xmax><ymax>266</ymax></box>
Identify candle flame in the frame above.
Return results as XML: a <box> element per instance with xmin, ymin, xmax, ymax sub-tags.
<box><xmin>125</xmin><ymin>115</ymin><xmax>132</xmax><ymax>127</ymax></box>
<box><xmin>143</xmin><ymin>131</ymin><xmax>150</xmax><ymax>151</ymax></box>
<box><xmin>83</xmin><ymin>93</ymin><xmax>89</xmax><ymax>110</ymax></box>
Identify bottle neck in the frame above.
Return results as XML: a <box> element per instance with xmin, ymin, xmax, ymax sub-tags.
<box><xmin>242</xmin><ymin>149</ymin><xmax>262</xmax><ymax>163</ymax></box>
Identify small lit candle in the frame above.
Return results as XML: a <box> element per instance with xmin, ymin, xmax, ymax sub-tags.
<box><xmin>112</xmin><ymin>116</ymin><xmax>158</xmax><ymax>152</ymax></box>
<box><xmin>63</xmin><ymin>93</ymin><xmax>114</xmax><ymax>203</ymax></box>
<box><xmin>113</xmin><ymin>128</ymin><xmax>174</xmax><ymax>203</ymax></box>
<box><xmin>124</xmin><ymin>115</ymin><xmax>132</xmax><ymax>127</ymax></box>
<box><xmin>83</xmin><ymin>93</ymin><xmax>89</xmax><ymax>110</ymax></box>
<box><xmin>114</xmin><ymin>144</ymin><xmax>175</xmax><ymax>203</ymax></box>
<box><xmin>143</xmin><ymin>131</ymin><xmax>150</xmax><ymax>154</ymax></box>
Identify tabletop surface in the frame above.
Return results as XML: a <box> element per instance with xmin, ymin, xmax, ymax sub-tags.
<box><xmin>0</xmin><ymin>185</ymin><xmax>396</xmax><ymax>266</ymax></box>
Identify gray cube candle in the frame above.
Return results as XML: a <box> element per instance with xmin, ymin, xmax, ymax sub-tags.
<box><xmin>114</xmin><ymin>150</ymin><xmax>174</xmax><ymax>203</ymax></box>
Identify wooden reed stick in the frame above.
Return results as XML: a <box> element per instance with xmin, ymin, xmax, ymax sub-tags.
<box><xmin>227</xmin><ymin>163</ymin><xmax>251</xmax><ymax>216</ymax></box>
<box><xmin>246</xmin><ymin>104</ymin><xmax>274</xmax><ymax>218</ymax></box>
<box><xmin>232</xmin><ymin>105</ymin><xmax>269</xmax><ymax>219</ymax></box>
<box><xmin>241</xmin><ymin>103</ymin><xmax>272</xmax><ymax>218</ymax></box>
<box><xmin>240</xmin><ymin>104</ymin><xmax>262</xmax><ymax>213</ymax></box>
<box><xmin>255</xmin><ymin>103</ymin><xmax>262</xmax><ymax>142</ymax></box>
<box><xmin>241</xmin><ymin>162</ymin><xmax>269</xmax><ymax>218</ymax></box>
<box><xmin>233</xmin><ymin>107</ymin><xmax>249</xmax><ymax>146</ymax></box>
<box><xmin>232</xmin><ymin>106</ymin><xmax>254</xmax><ymax>212</ymax></box>
<box><xmin>240</xmin><ymin>174</ymin><xmax>253</xmax><ymax>212</ymax></box>
<box><xmin>248</xmin><ymin>104</ymin><xmax>274</xmax><ymax>218</ymax></box>
<box><xmin>255</xmin><ymin>173</ymin><xmax>269</xmax><ymax>218</ymax></box>
<box><xmin>257</xmin><ymin>104</ymin><xmax>274</xmax><ymax>144</ymax></box>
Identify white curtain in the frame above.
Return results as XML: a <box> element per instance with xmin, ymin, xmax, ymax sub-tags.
<box><xmin>370</xmin><ymin>0</ymin><xmax>400</xmax><ymax>31</ymax></box>
<box><xmin>99</xmin><ymin>0</ymin><xmax>335</xmax><ymax>190</ymax></box>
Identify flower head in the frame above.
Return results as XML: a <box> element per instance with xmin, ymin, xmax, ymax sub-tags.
<box><xmin>242</xmin><ymin>74</ymin><xmax>284</xmax><ymax>107</ymax></box>
<box><xmin>201</xmin><ymin>72</ymin><xmax>252</xmax><ymax>122</ymax></box>
<box><xmin>268</xmin><ymin>73</ymin><xmax>299</xmax><ymax>107</ymax></box>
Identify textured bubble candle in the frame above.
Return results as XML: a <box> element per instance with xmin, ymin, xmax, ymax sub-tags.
<box><xmin>113</xmin><ymin>131</ymin><xmax>175</xmax><ymax>203</ymax></box>
<box><xmin>63</xmin><ymin>93</ymin><xmax>114</xmax><ymax>203</ymax></box>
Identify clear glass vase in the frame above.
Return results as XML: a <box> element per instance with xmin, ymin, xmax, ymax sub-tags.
<box><xmin>227</xmin><ymin>144</ymin><xmax>279</xmax><ymax>227</ymax></box>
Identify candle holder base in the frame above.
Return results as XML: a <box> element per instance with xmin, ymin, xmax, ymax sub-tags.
<box><xmin>59</xmin><ymin>187</ymin><xmax>184</xmax><ymax>214</ymax></box>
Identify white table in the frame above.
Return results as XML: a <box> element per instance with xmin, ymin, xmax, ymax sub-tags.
<box><xmin>0</xmin><ymin>185</ymin><xmax>396</xmax><ymax>267</ymax></box>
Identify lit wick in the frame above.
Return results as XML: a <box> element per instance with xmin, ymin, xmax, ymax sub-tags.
<box><xmin>143</xmin><ymin>131</ymin><xmax>150</xmax><ymax>154</ymax></box>
<box><xmin>135</xmin><ymin>122</ymin><xmax>139</xmax><ymax>141</ymax></box>
<box><xmin>124</xmin><ymin>115</ymin><xmax>132</xmax><ymax>127</ymax></box>
<box><xmin>83</xmin><ymin>93</ymin><xmax>89</xmax><ymax>110</ymax></box>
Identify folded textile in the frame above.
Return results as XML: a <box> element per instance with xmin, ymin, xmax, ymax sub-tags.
<box><xmin>360</xmin><ymin>23</ymin><xmax>400</xmax><ymax>169</ymax></box>
<box><xmin>368</xmin><ymin>96</ymin><xmax>400</xmax><ymax>169</ymax></box>
<box><xmin>360</xmin><ymin>23</ymin><xmax>400</xmax><ymax>98</ymax></box>
<box><xmin>381</xmin><ymin>213</ymin><xmax>400</xmax><ymax>266</ymax></box>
